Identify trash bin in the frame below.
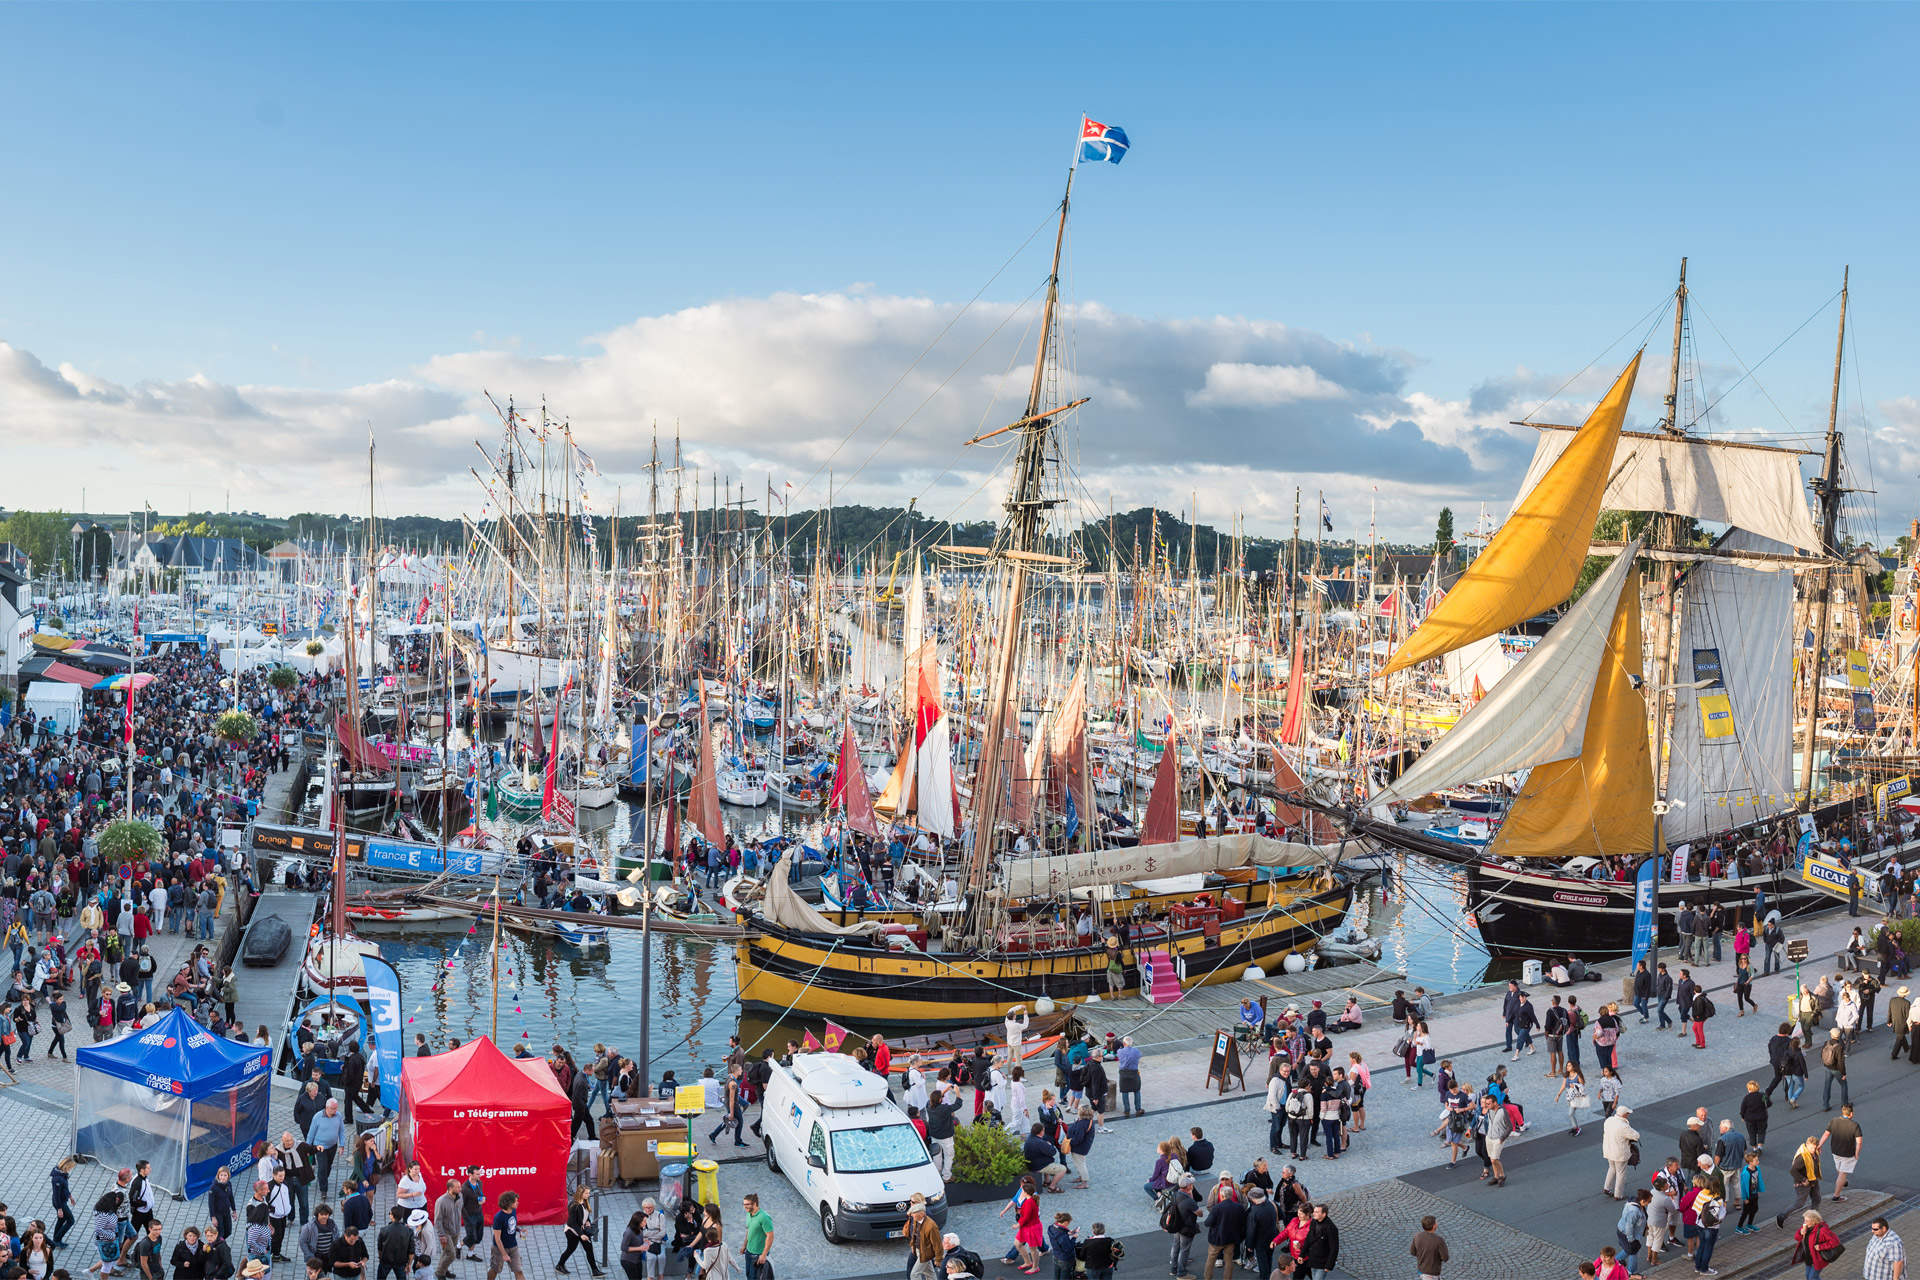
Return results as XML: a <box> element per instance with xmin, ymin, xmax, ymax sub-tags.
<box><xmin>692</xmin><ymin>1158</ymin><xmax>719</xmax><ymax>1205</ymax></box>
<box><xmin>658</xmin><ymin>1165</ymin><xmax>687</xmax><ymax>1216</ymax></box>
<box><xmin>657</xmin><ymin>1141</ymin><xmax>693</xmax><ymax>1162</ymax></box>
<box><xmin>1521</xmin><ymin>958</ymin><xmax>1543</xmax><ymax>986</ymax></box>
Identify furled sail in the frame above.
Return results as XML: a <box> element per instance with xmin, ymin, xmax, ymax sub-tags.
<box><xmin>1513</xmin><ymin>428</ymin><xmax>1819</xmax><ymax>552</ymax></box>
<box><xmin>1384</xmin><ymin>352</ymin><xmax>1642</xmax><ymax>675</ymax></box>
<box><xmin>1488</xmin><ymin>562</ymin><xmax>1656</xmax><ymax>859</ymax></box>
<box><xmin>1663</xmin><ymin>529</ymin><xmax>1798</xmax><ymax>841</ymax></box>
<box><xmin>1375</xmin><ymin>545</ymin><xmax>1641</xmax><ymax>805</ymax></box>
<box><xmin>998</xmin><ymin>833</ymin><xmax>1332</xmax><ymax>899</ymax></box>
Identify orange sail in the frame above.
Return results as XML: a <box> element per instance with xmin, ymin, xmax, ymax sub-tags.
<box><xmin>1278</xmin><ymin>645</ymin><xmax>1308</xmax><ymax>745</ymax></box>
<box><xmin>1487</xmin><ymin>568</ymin><xmax>1656</xmax><ymax>859</ymax></box>
<box><xmin>1385</xmin><ymin>351</ymin><xmax>1643</xmax><ymax>675</ymax></box>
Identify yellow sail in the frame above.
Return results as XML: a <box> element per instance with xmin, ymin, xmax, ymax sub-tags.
<box><xmin>1384</xmin><ymin>351</ymin><xmax>1643</xmax><ymax>675</ymax></box>
<box><xmin>1488</xmin><ymin>567</ymin><xmax>1655</xmax><ymax>858</ymax></box>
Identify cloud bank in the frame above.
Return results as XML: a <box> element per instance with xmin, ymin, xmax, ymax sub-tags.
<box><xmin>0</xmin><ymin>291</ymin><xmax>1717</xmax><ymax>539</ymax></box>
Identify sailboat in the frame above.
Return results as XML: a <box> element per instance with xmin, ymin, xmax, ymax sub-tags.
<box><xmin>732</xmin><ymin>122</ymin><xmax>1353</xmax><ymax>1029</ymax></box>
<box><xmin>1363</xmin><ymin>268</ymin><xmax>1865</xmax><ymax>957</ymax></box>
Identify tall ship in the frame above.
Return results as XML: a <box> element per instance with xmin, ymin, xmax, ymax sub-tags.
<box><xmin>1358</xmin><ymin>265</ymin><xmax>1869</xmax><ymax>957</ymax></box>
<box><xmin>732</xmin><ymin>123</ymin><xmax>1356</xmax><ymax>1029</ymax></box>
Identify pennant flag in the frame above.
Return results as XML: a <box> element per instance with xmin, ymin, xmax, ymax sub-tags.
<box><xmin>1079</xmin><ymin>117</ymin><xmax>1130</xmax><ymax>164</ymax></box>
<box><xmin>822</xmin><ymin>1020</ymin><xmax>851</xmax><ymax>1053</ymax></box>
<box><xmin>801</xmin><ymin>1030</ymin><xmax>822</xmax><ymax>1052</ymax></box>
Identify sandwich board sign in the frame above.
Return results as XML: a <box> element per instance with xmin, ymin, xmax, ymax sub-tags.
<box><xmin>1204</xmin><ymin>1029</ymin><xmax>1246</xmax><ymax>1095</ymax></box>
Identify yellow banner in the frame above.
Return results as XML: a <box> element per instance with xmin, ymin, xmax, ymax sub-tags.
<box><xmin>1699</xmin><ymin>693</ymin><xmax>1736</xmax><ymax>740</ymax></box>
<box><xmin>1848</xmin><ymin>649</ymin><xmax>1871</xmax><ymax>688</ymax></box>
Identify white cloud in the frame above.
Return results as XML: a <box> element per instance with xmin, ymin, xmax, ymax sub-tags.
<box><xmin>1187</xmin><ymin>362</ymin><xmax>1348</xmax><ymax>408</ymax></box>
<box><xmin>0</xmin><ymin>292</ymin><xmax>1599</xmax><ymax>538</ymax></box>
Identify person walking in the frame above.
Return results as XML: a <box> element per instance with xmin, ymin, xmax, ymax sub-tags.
<box><xmin>1820</xmin><ymin>1030</ymin><xmax>1849</xmax><ymax>1111</ymax></box>
<box><xmin>1733</xmin><ymin>1153</ymin><xmax>1765</xmax><ymax>1236</ymax></box>
<box><xmin>430</xmin><ymin>1181</ymin><xmax>461</xmax><ymax>1280</ymax></box>
<box><xmin>1511</xmin><ymin>992</ymin><xmax>1539</xmax><ymax>1060</ymax></box>
<box><xmin>1617</xmin><ymin>1190</ymin><xmax>1650</xmax><ymax>1276</ymax></box>
<box><xmin>1163</xmin><ymin>1175</ymin><xmax>1199</xmax><ymax>1280</ymax></box>
<box><xmin>1501</xmin><ymin>980</ymin><xmax>1521</xmax><ymax>1054</ymax></box>
<box><xmin>1484</xmin><ymin>1099</ymin><xmax>1514</xmax><ymax>1187</ymax></box>
<box><xmin>1302</xmin><ymin>1204</ymin><xmax>1339</xmax><ymax>1280</ymax></box>
<box><xmin>1690</xmin><ymin>985</ymin><xmax>1713</xmax><ymax>1049</ymax></box>
<box><xmin>555</xmin><ymin>1186</ymin><xmax>603</xmax><ymax>1277</ymax></box>
<box><xmin>1862</xmin><ymin>1217</ymin><xmax>1906</xmax><ymax>1280</ymax></box>
<box><xmin>1656</xmin><ymin>963</ymin><xmax>1676</xmax><ymax>1030</ymax></box>
<box><xmin>1776</xmin><ymin>1136</ymin><xmax>1825</xmax><ymax>1229</ymax></box>
<box><xmin>1632</xmin><ymin>961</ymin><xmax>1653</xmax><ymax>1024</ymax></box>
<box><xmin>1890</xmin><ymin>986</ymin><xmax>1913</xmax><ymax>1060</ymax></box>
<box><xmin>1243</xmin><ymin>1187</ymin><xmax>1277</xmax><ymax>1280</ymax></box>
<box><xmin>1739</xmin><ymin>1080</ymin><xmax>1769</xmax><ymax>1154</ymax></box>
<box><xmin>1792</xmin><ymin>1210</ymin><xmax>1840</xmax><ymax>1276</ymax></box>
<box><xmin>1601</xmin><ymin>1105</ymin><xmax>1638</xmax><ymax>1200</ymax></box>
<box><xmin>1820</xmin><ymin>1104</ymin><xmax>1863</xmax><ymax>1202</ymax></box>
<box><xmin>1545</xmin><ymin>996</ymin><xmax>1570</xmax><ymax>1077</ymax></box>
<box><xmin>1410</xmin><ymin>1215</ymin><xmax>1448</xmax><ymax>1280</ymax></box>
<box><xmin>1558</xmin><ymin>1065</ymin><xmax>1592</xmax><ymax>1137</ymax></box>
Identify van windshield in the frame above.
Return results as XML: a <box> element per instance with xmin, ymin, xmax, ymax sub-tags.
<box><xmin>829</xmin><ymin>1123</ymin><xmax>928</xmax><ymax>1174</ymax></box>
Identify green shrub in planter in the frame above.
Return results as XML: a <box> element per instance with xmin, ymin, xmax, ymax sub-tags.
<box><xmin>951</xmin><ymin>1118</ymin><xmax>1027</xmax><ymax>1188</ymax></box>
<box><xmin>268</xmin><ymin>666</ymin><xmax>298</xmax><ymax>691</ymax></box>
<box><xmin>99</xmin><ymin>819</ymin><xmax>165</xmax><ymax>864</ymax></box>
<box><xmin>214</xmin><ymin>709</ymin><xmax>258</xmax><ymax>743</ymax></box>
<box><xmin>305</xmin><ymin>640</ymin><xmax>325</xmax><ymax>657</ymax></box>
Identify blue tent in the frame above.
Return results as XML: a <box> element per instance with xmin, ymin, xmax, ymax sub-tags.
<box><xmin>73</xmin><ymin>1008</ymin><xmax>273</xmax><ymax>1199</ymax></box>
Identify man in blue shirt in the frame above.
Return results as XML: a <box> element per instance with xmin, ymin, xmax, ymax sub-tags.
<box><xmin>306</xmin><ymin>1099</ymin><xmax>345</xmax><ymax>1197</ymax></box>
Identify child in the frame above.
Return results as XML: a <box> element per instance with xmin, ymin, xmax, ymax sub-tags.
<box><xmin>1045</xmin><ymin>1213</ymin><xmax>1077</xmax><ymax>1280</ymax></box>
<box><xmin>1734</xmin><ymin>1150</ymin><xmax>1766</xmax><ymax>1235</ymax></box>
<box><xmin>1597</xmin><ymin>1066</ymin><xmax>1622</xmax><ymax>1118</ymax></box>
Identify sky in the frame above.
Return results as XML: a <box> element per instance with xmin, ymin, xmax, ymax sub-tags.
<box><xmin>1</xmin><ymin>2</ymin><xmax>1916</xmax><ymax>544</ymax></box>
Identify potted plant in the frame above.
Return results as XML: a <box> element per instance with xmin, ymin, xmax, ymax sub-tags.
<box><xmin>267</xmin><ymin>666</ymin><xmax>298</xmax><ymax>691</ymax></box>
<box><xmin>944</xmin><ymin>1118</ymin><xmax>1027</xmax><ymax>1205</ymax></box>
<box><xmin>214</xmin><ymin>709</ymin><xmax>258</xmax><ymax>743</ymax></box>
<box><xmin>305</xmin><ymin>640</ymin><xmax>325</xmax><ymax>657</ymax></box>
<box><xmin>99</xmin><ymin>819</ymin><xmax>165</xmax><ymax>866</ymax></box>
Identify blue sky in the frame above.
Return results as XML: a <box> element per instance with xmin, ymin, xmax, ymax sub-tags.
<box><xmin>1</xmin><ymin>3</ymin><xmax>1914</xmax><ymax>540</ymax></box>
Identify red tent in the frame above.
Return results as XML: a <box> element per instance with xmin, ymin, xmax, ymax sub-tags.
<box><xmin>399</xmin><ymin>1037</ymin><xmax>571</xmax><ymax>1224</ymax></box>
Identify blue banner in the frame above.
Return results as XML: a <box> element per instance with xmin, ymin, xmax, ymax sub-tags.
<box><xmin>362</xmin><ymin>956</ymin><xmax>405</xmax><ymax>1113</ymax></box>
<box><xmin>1630</xmin><ymin>856</ymin><xmax>1658</xmax><ymax>968</ymax></box>
<box><xmin>364</xmin><ymin>837</ymin><xmax>498</xmax><ymax>877</ymax></box>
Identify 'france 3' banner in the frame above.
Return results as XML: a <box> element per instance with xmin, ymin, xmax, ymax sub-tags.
<box><xmin>1630</xmin><ymin>856</ymin><xmax>1659</xmax><ymax>969</ymax></box>
<box><xmin>362</xmin><ymin>956</ymin><xmax>405</xmax><ymax>1113</ymax></box>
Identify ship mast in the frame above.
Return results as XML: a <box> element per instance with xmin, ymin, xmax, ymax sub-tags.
<box><xmin>1799</xmin><ymin>267</ymin><xmax>1849</xmax><ymax>809</ymax></box>
<box><xmin>961</xmin><ymin>163</ymin><xmax>1078</xmax><ymax>938</ymax></box>
<box><xmin>1648</xmin><ymin>259</ymin><xmax>1688</xmax><ymax>877</ymax></box>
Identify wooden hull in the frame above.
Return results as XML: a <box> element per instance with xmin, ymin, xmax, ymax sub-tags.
<box><xmin>734</xmin><ymin>873</ymin><xmax>1353</xmax><ymax>1030</ymax></box>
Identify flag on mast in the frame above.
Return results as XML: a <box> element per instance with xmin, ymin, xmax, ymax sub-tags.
<box><xmin>1079</xmin><ymin>118</ymin><xmax>1130</xmax><ymax>164</ymax></box>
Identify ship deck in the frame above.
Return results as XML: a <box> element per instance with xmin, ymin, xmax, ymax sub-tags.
<box><xmin>1074</xmin><ymin>960</ymin><xmax>1409</xmax><ymax>1051</ymax></box>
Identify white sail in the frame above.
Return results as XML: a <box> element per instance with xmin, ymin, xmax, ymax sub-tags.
<box><xmin>1515</xmin><ymin>429</ymin><xmax>1820</xmax><ymax>551</ymax></box>
<box><xmin>1376</xmin><ymin>543</ymin><xmax>1642</xmax><ymax>804</ymax></box>
<box><xmin>1663</xmin><ymin>529</ymin><xmax>1799</xmax><ymax>842</ymax></box>
<box><xmin>998</xmin><ymin>833</ymin><xmax>1333</xmax><ymax>899</ymax></box>
<box><xmin>1442</xmin><ymin>634</ymin><xmax>1514</xmax><ymax>698</ymax></box>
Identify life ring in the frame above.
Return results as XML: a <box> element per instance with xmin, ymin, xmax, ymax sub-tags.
<box><xmin>1194</xmin><ymin>892</ymin><xmax>1214</xmax><ymax>908</ymax></box>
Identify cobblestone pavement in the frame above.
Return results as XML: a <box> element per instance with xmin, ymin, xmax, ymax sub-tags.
<box><xmin>0</xmin><ymin>889</ymin><xmax>1892</xmax><ymax>1280</ymax></box>
<box><xmin>1324</xmin><ymin>1176</ymin><xmax>1586</xmax><ymax>1278</ymax></box>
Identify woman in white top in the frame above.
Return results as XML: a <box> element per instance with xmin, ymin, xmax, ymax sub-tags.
<box><xmin>906</xmin><ymin>1057</ymin><xmax>929</xmax><ymax>1111</ymax></box>
<box><xmin>1005</xmin><ymin>1063</ymin><xmax>1029</xmax><ymax>1132</ymax></box>
<box><xmin>988</xmin><ymin>1055</ymin><xmax>1009</xmax><ymax>1118</ymax></box>
<box><xmin>395</xmin><ymin>1161</ymin><xmax>428</xmax><ymax>1211</ymax></box>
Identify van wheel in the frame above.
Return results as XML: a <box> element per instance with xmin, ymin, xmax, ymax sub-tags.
<box><xmin>820</xmin><ymin>1203</ymin><xmax>841</xmax><ymax>1244</ymax></box>
<box><xmin>766</xmin><ymin>1142</ymin><xmax>779</xmax><ymax>1173</ymax></box>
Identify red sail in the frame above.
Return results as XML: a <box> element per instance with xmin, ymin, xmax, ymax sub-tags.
<box><xmin>834</xmin><ymin>724</ymin><xmax>880</xmax><ymax>838</ymax></box>
<box><xmin>1278</xmin><ymin>646</ymin><xmax>1308</xmax><ymax>746</ymax></box>
<box><xmin>686</xmin><ymin>693</ymin><xmax>724</xmax><ymax>843</ymax></box>
<box><xmin>1140</xmin><ymin>745</ymin><xmax>1181</xmax><ymax>845</ymax></box>
<box><xmin>334</xmin><ymin>712</ymin><xmax>393</xmax><ymax>774</ymax></box>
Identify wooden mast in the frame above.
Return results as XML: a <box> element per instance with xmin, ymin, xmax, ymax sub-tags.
<box><xmin>1799</xmin><ymin>266</ymin><xmax>1849</xmax><ymax>809</ymax></box>
<box><xmin>1649</xmin><ymin>259</ymin><xmax>1688</xmax><ymax>884</ymax></box>
<box><xmin>962</xmin><ymin>162</ymin><xmax>1077</xmax><ymax>937</ymax></box>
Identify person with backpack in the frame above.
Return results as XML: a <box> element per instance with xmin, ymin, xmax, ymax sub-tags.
<box><xmin>1077</xmin><ymin>1223</ymin><xmax>1120</xmax><ymax>1280</ymax></box>
<box><xmin>1690</xmin><ymin>987</ymin><xmax>1714</xmax><ymax>1050</ymax></box>
<box><xmin>1819</xmin><ymin>1030</ymin><xmax>1849</xmax><ymax>1110</ymax></box>
<box><xmin>1160</xmin><ymin>1175</ymin><xmax>1199</xmax><ymax>1280</ymax></box>
<box><xmin>1544</xmin><ymin>995</ymin><xmax>1570</xmax><ymax>1077</ymax></box>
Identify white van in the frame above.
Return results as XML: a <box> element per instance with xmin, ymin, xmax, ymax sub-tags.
<box><xmin>762</xmin><ymin>1052</ymin><xmax>950</xmax><ymax>1242</ymax></box>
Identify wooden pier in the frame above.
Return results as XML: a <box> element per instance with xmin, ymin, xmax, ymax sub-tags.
<box><xmin>1074</xmin><ymin>961</ymin><xmax>1411</xmax><ymax>1051</ymax></box>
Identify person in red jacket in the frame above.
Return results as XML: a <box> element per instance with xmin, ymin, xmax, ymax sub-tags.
<box><xmin>1794</xmin><ymin>1209</ymin><xmax>1841</xmax><ymax>1273</ymax></box>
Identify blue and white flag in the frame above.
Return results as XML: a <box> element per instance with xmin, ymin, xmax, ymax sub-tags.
<box><xmin>362</xmin><ymin>956</ymin><xmax>405</xmax><ymax>1112</ymax></box>
<box><xmin>1079</xmin><ymin>118</ymin><xmax>1129</xmax><ymax>164</ymax></box>
<box><xmin>1630</xmin><ymin>857</ymin><xmax>1658</xmax><ymax>968</ymax></box>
